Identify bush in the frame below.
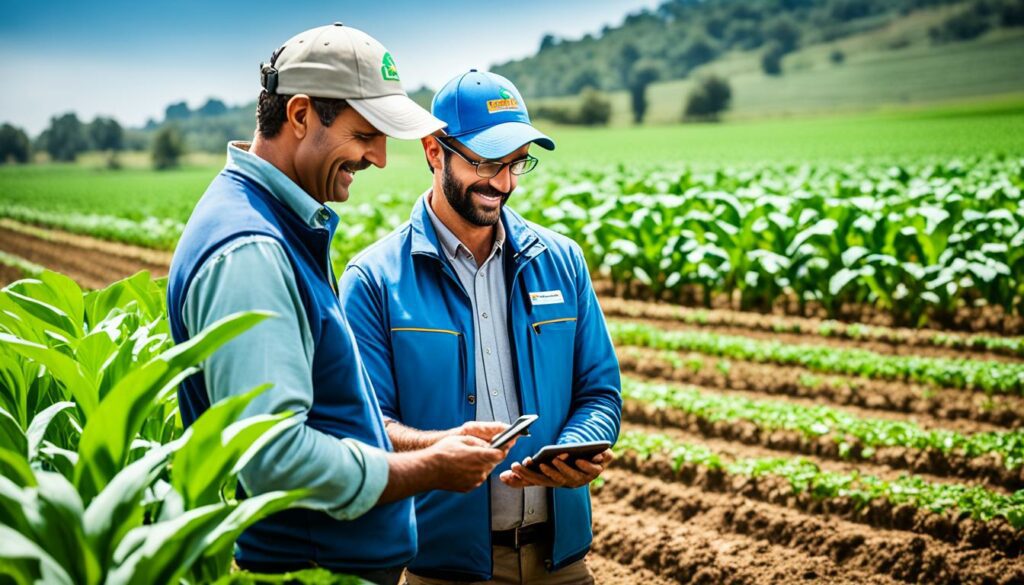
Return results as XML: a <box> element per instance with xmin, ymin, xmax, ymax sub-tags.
<box><xmin>683</xmin><ymin>76</ymin><xmax>732</xmax><ymax>122</ymax></box>
<box><xmin>929</xmin><ymin>10</ymin><xmax>992</xmax><ymax>43</ymax></box>
<box><xmin>0</xmin><ymin>123</ymin><xmax>31</xmax><ymax>164</ymax></box>
<box><xmin>576</xmin><ymin>89</ymin><xmax>612</xmax><ymax>126</ymax></box>
<box><xmin>532</xmin><ymin>89</ymin><xmax>611</xmax><ymax>126</ymax></box>
<box><xmin>830</xmin><ymin>49</ymin><xmax>846</xmax><ymax>64</ymax></box>
<box><xmin>762</xmin><ymin>43</ymin><xmax>785</xmax><ymax>76</ymax></box>
<box><xmin>152</xmin><ymin>125</ymin><xmax>185</xmax><ymax>170</ymax></box>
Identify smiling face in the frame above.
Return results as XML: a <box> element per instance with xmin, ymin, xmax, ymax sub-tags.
<box><xmin>436</xmin><ymin>139</ymin><xmax>530</xmax><ymax>227</ymax></box>
<box><xmin>292</xmin><ymin>101</ymin><xmax>387</xmax><ymax>204</ymax></box>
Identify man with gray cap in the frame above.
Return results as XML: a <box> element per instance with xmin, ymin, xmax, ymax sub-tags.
<box><xmin>341</xmin><ymin>70</ymin><xmax>621</xmax><ymax>584</ymax></box>
<box><xmin>166</xmin><ymin>25</ymin><xmax>515</xmax><ymax>585</ymax></box>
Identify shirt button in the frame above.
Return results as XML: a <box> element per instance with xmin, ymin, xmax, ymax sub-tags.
<box><xmin>485</xmin><ymin>347</ymin><xmax>492</xmax><ymax>355</ymax></box>
<box><xmin>479</xmin><ymin>271</ymin><xmax>485</xmax><ymax>278</ymax></box>
<box><xmin>482</xmin><ymin>312</ymin><xmax>489</xmax><ymax>319</ymax></box>
<box><xmin>529</xmin><ymin>508</ymin><xmax>535</xmax><ymax>515</ymax></box>
<box><xmin>491</xmin><ymin>390</ymin><xmax>498</xmax><ymax>396</ymax></box>
<box><xmin>468</xmin><ymin>395</ymin><xmax>476</xmax><ymax>404</ymax></box>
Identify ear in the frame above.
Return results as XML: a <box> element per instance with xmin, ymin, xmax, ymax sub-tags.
<box><xmin>422</xmin><ymin>135</ymin><xmax>443</xmax><ymax>172</ymax></box>
<box><xmin>285</xmin><ymin>95</ymin><xmax>312</xmax><ymax>140</ymax></box>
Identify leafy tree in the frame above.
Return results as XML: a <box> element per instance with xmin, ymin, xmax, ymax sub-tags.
<box><xmin>164</xmin><ymin>101</ymin><xmax>191</xmax><ymax>121</ymax></box>
<box><xmin>539</xmin><ymin>34</ymin><xmax>559</xmax><ymax>52</ymax></box>
<box><xmin>152</xmin><ymin>125</ymin><xmax>185</xmax><ymax>170</ymax></box>
<box><xmin>88</xmin><ymin>116</ymin><xmax>124</xmax><ymax>169</ymax></box>
<box><xmin>0</xmin><ymin>123</ymin><xmax>31</xmax><ymax>163</ymax></box>
<box><xmin>762</xmin><ymin>43</ymin><xmax>786</xmax><ymax>76</ymax></box>
<box><xmin>830</xmin><ymin>49</ymin><xmax>846</xmax><ymax>64</ymax></box>
<box><xmin>614</xmin><ymin>43</ymin><xmax>641</xmax><ymax>88</ymax></box>
<box><xmin>683</xmin><ymin>75</ymin><xmax>732</xmax><ymax>121</ymax></box>
<box><xmin>764</xmin><ymin>16</ymin><xmax>801</xmax><ymax>52</ymax></box>
<box><xmin>628</xmin><ymin>63</ymin><xmax>660</xmax><ymax>124</ymax></box>
<box><xmin>197</xmin><ymin>98</ymin><xmax>228</xmax><ymax>117</ymax></box>
<box><xmin>42</xmin><ymin>112</ymin><xmax>89</xmax><ymax>162</ymax></box>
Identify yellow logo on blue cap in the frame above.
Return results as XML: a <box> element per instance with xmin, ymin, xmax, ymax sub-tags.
<box><xmin>486</xmin><ymin>88</ymin><xmax>519</xmax><ymax>113</ymax></box>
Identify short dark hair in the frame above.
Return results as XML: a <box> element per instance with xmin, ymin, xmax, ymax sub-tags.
<box><xmin>256</xmin><ymin>90</ymin><xmax>349</xmax><ymax>138</ymax></box>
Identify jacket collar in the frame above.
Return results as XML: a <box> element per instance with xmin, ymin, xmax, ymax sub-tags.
<box><xmin>409</xmin><ymin>191</ymin><xmax>545</xmax><ymax>262</ymax></box>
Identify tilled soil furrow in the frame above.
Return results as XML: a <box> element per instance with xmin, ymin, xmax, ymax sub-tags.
<box><xmin>612</xmin><ymin>450</ymin><xmax>1022</xmax><ymax>557</ymax></box>
<box><xmin>622</xmin><ymin>394</ymin><xmax>1024</xmax><ymax>491</ymax></box>
<box><xmin>594</xmin><ymin>469</ymin><xmax>1024</xmax><ymax>585</ymax></box>
<box><xmin>618</xmin><ymin>345</ymin><xmax>1024</xmax><ymax>428</ymax></box>
<box><xmin>586</xmin><ymin>553</ymin><xmax>678</xmax><ymax>585</ymax></box>
<box><xmin>601</xmin><ymin>297</ymin><xmax>1024</xmax><ymax>363</ymax></box>
<box><xmin>0</xmin><ymin>225</ymin><xmax>168</xmax><ymax>289</ymax></box>
<box><xmin>619</xmin><ymin>421</ymin><xmax>1009</xmax><ymax>492</ymax></box>
<box><xmin>592</xmin><ymin>494</ymin><xmax>900</xmax><ymax>584</ymax></box>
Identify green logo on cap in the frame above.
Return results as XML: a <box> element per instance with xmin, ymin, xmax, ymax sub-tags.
<box><xmin>498</xmin><ymin>88</ymin><xmax>513</xmax><ymax>100</ymax></box>
<box><xmin>381</xmin><ymin>53</ymin><xmax>400</xmax><ymax>81</ymax></box>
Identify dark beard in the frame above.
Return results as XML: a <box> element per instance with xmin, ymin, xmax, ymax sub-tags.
<box><xmin>440</xmin><ymin>155</ymin><xmax>510</xmax><ymax>227</ymax></box>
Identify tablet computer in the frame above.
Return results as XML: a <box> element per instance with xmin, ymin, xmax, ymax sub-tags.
<box><xmin>524</xmin><ymin>441</ymin><xmax>611</xmax><ymax>472</ymax></box>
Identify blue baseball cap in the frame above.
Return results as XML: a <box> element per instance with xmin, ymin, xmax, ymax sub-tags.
<box><xmin>431</xmin><ymin>69</ymin><xmax>555</xmax><ymax>159</ymax></box>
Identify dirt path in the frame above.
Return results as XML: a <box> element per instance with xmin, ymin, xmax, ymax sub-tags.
<box><xmin>0</xmin><ymin>219</ymin><xmax>170</xmax><ymax>289</ymax></box>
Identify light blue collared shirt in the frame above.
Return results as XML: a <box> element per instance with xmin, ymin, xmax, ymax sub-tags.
<box><xmin>181</xmin><ymin>141</ymin><xmax>388</xmax><ymax>521</ymax></box>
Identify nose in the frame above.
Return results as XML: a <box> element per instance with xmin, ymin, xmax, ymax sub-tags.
<box><xmin>365</xmin><ymin>135</ymin><xmax>387</xmax><ymax>169</ymax></box>
<box><xmin>489</xmin><ymin>164</ymin><xmax>514</xmax><ymax>193</ymax></box>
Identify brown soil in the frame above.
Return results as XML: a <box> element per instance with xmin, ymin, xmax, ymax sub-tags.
<box><xmin>0</xmin><ymin>263</ymin><xmax>26</xmax><ymax>287</ymax></box>
<box><xmin>619</xmin><ymin>345</ymin><xmax>1024</xmax><ymax>428</ymax></box>
<box><xmin>612</xmin><ymin>452</ymin><xmax>1023</xmax><ymax>559</ymax></box>
<box><xmin>601</xmin><ymin>297</ymin><xmax>1024</xmax><ymax>362</ymax></box>
<box><xmin>617</xmin><ymin>313</ymin><xmax>1024</xmax><ymax>365</ymax></box>
<box><xmin>0</xmin><ymin>220</ymin><xmax>169</xmax><ymax>290</ymax></box>
<box><xmin>593</xmin><ymin>469</ymin><xmax>1024</xmax><ymax>584</ymax></box>
<box><xmin>587</xmin><ymin>553</ymin><xmax>678</xmax><ymax>585</ymax></box>
<box><xmin>595</xmin><ymin>280</ymin><xmax>1024</xmax><ymax>336</ymax></box>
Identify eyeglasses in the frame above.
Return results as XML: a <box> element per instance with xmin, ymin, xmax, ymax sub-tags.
<box><xmin>435</xmin><ymin>137</ymin><xmax>539</xmax><ymax>178</ymax></box>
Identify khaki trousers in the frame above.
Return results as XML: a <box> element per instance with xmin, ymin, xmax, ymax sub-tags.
<box><xmin>404</xmin><ymin>545</ymin><xmax>595</xmax><ymax>585</ymax></box>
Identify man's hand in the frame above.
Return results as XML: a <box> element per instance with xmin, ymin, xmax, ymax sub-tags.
<box><xmin>499</xmin><ymin>449</ymin><xmax>614</xmax><ymax>489</ymax></box>
<box><xmin>426</xmin><ymin>435</ymin><xmax>507</xmax><ymax>493</ymax></box>
<box><xmin>456</xmin><ymin>421</ymin><xmax>517</xmax><ymax>453</ymax></box>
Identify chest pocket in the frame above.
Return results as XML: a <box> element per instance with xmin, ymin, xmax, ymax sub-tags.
<box><xmin>390</xmin><ymin>327</ymin><xmax>466</xmax><ymax>429</ymax></box>
<box><xmin>526</xmin><ymin>315</ymin><xmax>576</xmax><ymax>424</ymax></box>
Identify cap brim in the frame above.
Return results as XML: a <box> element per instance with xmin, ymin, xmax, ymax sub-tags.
<box><xmin>348</xmin><ymin>94</ymin><xmax>446</xmax><ymax>140</ymax></box>
<box><xmin>450</xmin><ymin>122</ymin><xmax>555</xmax><ymax>159</ymax></box>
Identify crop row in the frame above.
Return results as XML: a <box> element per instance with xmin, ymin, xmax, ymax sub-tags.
<box><xmin>614</xmin><ymin>430</ymin><xmax>1024</xmax><ymax>532</ymax></box>
<box><xmin>601</xmin><ymin>297</ymin><xmax>1024</xmax><ymax>358</ymax></box>
<box><xmin>621</xmin><ymin>377</ymin><xmax>1024</xmax><ymax>487</ymax></box>
<box><xmin>609</xmin><ymin>320</ymin><xmax>1024</xmax><ymax>394</ymax></box>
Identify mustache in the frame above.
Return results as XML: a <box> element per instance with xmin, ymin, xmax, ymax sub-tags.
<box><xmin>468</xmin><ymin>184</ymin><xmax>510</xmax><ymax>198</ymax></box>
<box><xmin>341</xmin><ymin>160</ymin><xmax>372</xmax><ymax>173</ymax></box>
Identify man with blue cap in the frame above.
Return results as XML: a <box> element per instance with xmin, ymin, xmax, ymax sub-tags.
<box><xmin>339</xmin><ymin>70</ymin><xmax>622</xmax><ymax>584</ymax></box>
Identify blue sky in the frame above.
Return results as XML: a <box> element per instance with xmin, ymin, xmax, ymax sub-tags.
<box><xmin>0</xmin><ymin>0</ymin><xmax>661</xmax><ymax>135</ymax></box>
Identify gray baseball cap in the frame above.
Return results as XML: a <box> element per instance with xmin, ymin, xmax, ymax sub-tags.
<box><xmin>260</xmin><ymin>23</ymin><xmax>445</xmax><ymax>140</ymax></box>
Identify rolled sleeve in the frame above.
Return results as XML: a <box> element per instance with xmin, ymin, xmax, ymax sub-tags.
<box><xmin>182</xmin><ymin>236</ymin><xmax>388</xmax><ymax>521</ymax></box>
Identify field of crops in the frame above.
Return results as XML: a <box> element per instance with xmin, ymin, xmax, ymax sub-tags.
<box><xmin>1</xmin><ymin>104</ymin><xmax>1023</xmax><ymax>583</ymax></box>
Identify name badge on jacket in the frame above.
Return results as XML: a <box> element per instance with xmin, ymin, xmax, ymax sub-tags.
<box><xmin>529</xmin><ymin>290</ymin><xmax>565</xmax><ymax>306</ymax></box>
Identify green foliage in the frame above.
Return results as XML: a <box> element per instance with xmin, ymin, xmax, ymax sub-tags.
<box><xmin>0</xmin><ymin>271</ymin><xmax>317</xmax><ymax>584</ymax></box>
<box><xmin>610</xmin><ymin>321</ymin><xmax>1024</xmax><ymax>394</ymax></box>
<box><xmin>40</xmin><ymin>113</ymin><xmax>90</xmax><ymax>162</ymax></box>
<box><xmin>683</xmin><ymin>76</ymin><xmax>732</xmax><ymax>121</ymax></box>
<box><xmin>616</xmin><ymin>430</ymin><xmax>1024</xmax><ymax>529</ymax></box>
<box><xmin>0</xmin><ymin>123</ymin><xmax>31</xmax><ymax>164</ymax></box>
<box><xmin>622</xmin><ymin>376</ymin><xmax>1024</xmax><ymax>469</ymax></box>
<box><xmin>152</xmin><ymin>126</ymin><xmax>185</xmax><ymax>170</ymax></box>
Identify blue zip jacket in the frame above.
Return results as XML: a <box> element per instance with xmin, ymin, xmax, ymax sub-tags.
<box><xmin>167</xmin><ymin>169</ymin><xmax>417</xmax><ymax>571</ymax></box>
<box><xmin>339</xmin><ymin>195</ymin><xmax>622</xmax><ymax>581</ymax></box>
